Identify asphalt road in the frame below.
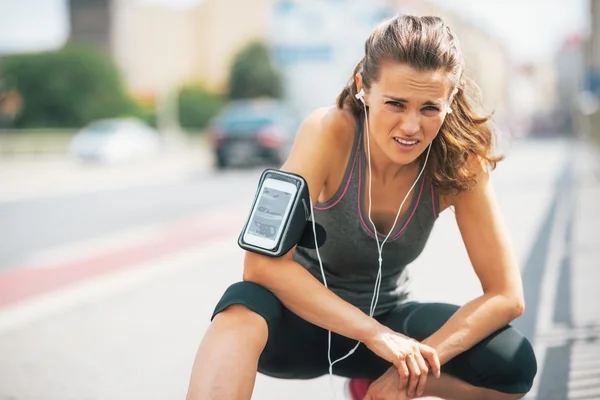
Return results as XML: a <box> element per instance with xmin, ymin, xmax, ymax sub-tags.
<box><xmin>0</xmin><ymin>137</ymin><xmax>598</xmax><ymax>400</ymax></box>
<box><xmin>0</xmin><ymin>168</ymin><xmax>263</xmax><ymax>270</ymax></box>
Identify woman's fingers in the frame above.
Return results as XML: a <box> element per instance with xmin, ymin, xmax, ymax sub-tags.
<box><xmin>396</xmin><ymin>358</ymin><xmax>410</xmax><ymax>389</ymax></box>
<box><xmin>418</xmin><ymin>343</ymin><xmax>441</xmax><ymax>378</ymax></box>
<box><xmin>405</xmin><ymin>353</ymin><xmax>421</xmax><ymax>397</ymax></box>
<box><xmin>413</xmin><ymin>351</ymin><xmax>430</xmax><ymax>397</ymax></box>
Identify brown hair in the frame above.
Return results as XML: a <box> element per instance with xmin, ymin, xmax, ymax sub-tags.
<box><xmin>337</xmin><ymin>15</ymin><xmax>502</xmax><ymax>194</ymax></box>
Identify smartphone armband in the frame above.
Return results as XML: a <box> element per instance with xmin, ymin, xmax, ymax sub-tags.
<box><xmin>238</xmin><ymin>169</ymin><xmax>311</xmax><ymax>257</ymax></box>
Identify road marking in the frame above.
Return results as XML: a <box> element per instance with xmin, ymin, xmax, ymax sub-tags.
<box><xmin>0</xmin><ymin>207</ymin><xmax>249</xmax><ymax>309</ymax></box>
<box><xmin>16</xmin><ymin>206</ymin><xmax>246</xmax><ymax>269</ymax></box>
<box><xmin>0</xmin><ymin>236</ymin><xmax>238</xmax><ymax>334</ymax></box>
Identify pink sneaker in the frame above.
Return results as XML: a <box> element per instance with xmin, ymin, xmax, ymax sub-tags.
<box><xmin>347</xmin><ymin>378</ymin><xmax>372</xmax><ymax>400</ymax></box>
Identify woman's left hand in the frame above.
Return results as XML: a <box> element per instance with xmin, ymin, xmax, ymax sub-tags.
<box><xmin>364</xmin><ymin>367</ymin><xmax>411</xmax><ymax>400</ymax></box>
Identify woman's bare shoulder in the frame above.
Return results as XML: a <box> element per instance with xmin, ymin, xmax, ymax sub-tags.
<box><xmin>282</xmin><ymin>106</ymin><xmax>358</xmax><ymax>201</ymax></box>
<box><xmin>298</xmin><ymin>106</ymin><xmax>357</xmax><ymax>152</ymax></box>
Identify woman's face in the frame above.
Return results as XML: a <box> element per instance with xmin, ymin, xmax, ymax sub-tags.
<box><xmin>358</xmin><ymin>62</ymin><xmax>453</xmax><ymax>166</ymax></box>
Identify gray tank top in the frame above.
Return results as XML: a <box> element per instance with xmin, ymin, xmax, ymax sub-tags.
<box><xmin>293</xmin><ymin>117</ymin><xmax>441</xmax><ymax>316</ymax></box>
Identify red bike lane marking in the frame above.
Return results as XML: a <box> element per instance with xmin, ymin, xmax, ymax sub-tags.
<box><xmin>0</xmin><ymin>215</ymin><xmax>245</xmax><ymax>309</ymax></box>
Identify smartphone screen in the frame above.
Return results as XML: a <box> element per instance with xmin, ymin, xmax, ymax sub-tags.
<box><xmin>243</xmin><ymin>178</ymin><xmax>297</xmax><ymax>250</ymax></box>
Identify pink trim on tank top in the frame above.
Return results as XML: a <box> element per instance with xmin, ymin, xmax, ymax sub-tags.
<box><xmin>431</xmin><ymin>182</ymin><xmax>438</xmax><ymax>219</ymax></box>
<box><xmin>357</xmin><ymin>154</ymin><xmax>425</xmax><ymax>240</ymax></box>
<box><xmin>314</xmin><ymin>139</ymin><xmax>360</xmax><ymax>211</ymax></box>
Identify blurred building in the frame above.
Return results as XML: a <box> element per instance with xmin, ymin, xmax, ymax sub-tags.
<box><xmin>190</xmin><ymin>0</ymin><xmax>274</xmax><ymax>91</ymax></box>
<box><xmin>68</xmin><ymin>0</ymin><xmax>112</xmax><ymax>54</ymax></box>
<box><xmin>111</xmin><ymin>1</ymin><xmax>201</xmax><ymax>99</ymax></box>
<box><xmin>69</xmin><ymin>0</ymin><xmax>274</xmax><ymax>99</ymax></box>
<box><xmin>266</xmin><ymin>0</ymin><xmax>398</xmax><ymax>118</ymax></box>
<box><xmin>266</xmin><ymin>0</ymin><xmax>511</xmax><ymax>119</ymax></box>
<box><xmin>68</xmin><ymin>0</ymin><xmax>511</xmax><ymax>123</ymax></box>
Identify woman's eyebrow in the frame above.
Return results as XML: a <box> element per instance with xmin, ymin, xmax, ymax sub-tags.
<box><xmin>383</xmin><ymin>95</ymin><xmax>441</xmax><ymax>106</ymax></box>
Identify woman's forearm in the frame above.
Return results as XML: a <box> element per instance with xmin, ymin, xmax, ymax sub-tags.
<box><xmin>244</xmin><ymin>255</ymin><xmax>380</xmax><ymax>343</ymax></box>
<box><xmin>421</xmin><ymin>293</ymin><xmax>523</xmax><ymax>365</ymax></box>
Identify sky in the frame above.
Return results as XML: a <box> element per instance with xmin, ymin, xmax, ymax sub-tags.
<box><xmin>428</xmin><ymin>0</ymin><xmax>589</xmax><ymax>62</ymax></box>
<box><xmin>0</xmin><ymin>0</ymin><xmax>591</xmax><ymax>62</ymax></box>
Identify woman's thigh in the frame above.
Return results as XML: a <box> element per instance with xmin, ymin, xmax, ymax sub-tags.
<box><xmin>362</xmin><ymin>301</ymin><xmax>537</xmax><ymax>394</ymax></box>
<box><xmin>212</xmin><ymin>280</ymin><xmax>333</xmax><ymax>380</ymax></box>
<box><xmin>258</xmin><ymin>306</ymin><xmax>334</xmax><ymax>379</ymax></box>
<box><xmin>213</xmin><ymin>284</ymin><xmax>536</xmax><ymax>392</ymax></box>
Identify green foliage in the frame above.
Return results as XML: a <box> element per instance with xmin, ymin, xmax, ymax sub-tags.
<box><xmin>227</xmin><ymin>41</ymin><xmax>283</xmax><ymax>100</ymax></box>
<box><xmin>177</xmin><ymin>84</ymin><xmax>224</xmax><ymax>130</ymax></box>
<box><xmin>0</xmin><ymin>45</ymin><xmax>137</xmax><ymax>128</ymax></box>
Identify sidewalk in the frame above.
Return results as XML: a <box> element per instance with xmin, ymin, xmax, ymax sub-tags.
<box><xmin>0</xmin><ymin>146</ymin><xmax>214</xmax><ymax>202</ymax></box>
<box><xmin>526</xmin><ymin>140</ymin><xmax>600</xmax><ymax>400</ymax></box>
<box><xmin>564</xmin><ymin>142</ymin><xmax>600</xmax><ymax>399</ymax></box>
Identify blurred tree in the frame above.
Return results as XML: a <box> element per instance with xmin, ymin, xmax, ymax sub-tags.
<box><xmin>177</xmin><ymin>84</ymin><xmax>224</xmax><ymax>130</ymax></box>
<box><xmin>227</xmin><ymin>41</ymin><xmax>283</xmax><ymax>100</ymax></box>
<box><xmin>0</xmin><ymin>88</ymin><xmax>21</xmax><ymax>129</ymax></box>
<box><xmin>0</xmin><ymin>45</ymin><xmax>138</xmax><ymax>128</ymax></box>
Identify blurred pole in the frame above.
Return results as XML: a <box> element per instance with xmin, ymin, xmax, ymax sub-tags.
<box><xmin>155</xmin><ymin>87</ymin><xmax>185</xmax><ymax>152</ymax></box>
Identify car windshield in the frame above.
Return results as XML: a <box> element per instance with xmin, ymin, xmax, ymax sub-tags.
<box><xmin>217</xmin><ymin>115</ymin><xmax>276</xmax><ymax>132</ymax></box>
<box><xmin>221</xmin><ymin>118</ymin><xmax>273</xmax><ymax>131</ymax></box>
<box><xmin>84</xmin><ymin>121</ymin><xmax>120</xmax><ymax>136</ymax></box>
<box><xmin>214</xmin><ymin>101</ymin><xmax>292</xmax><ymax>132</ymax></box>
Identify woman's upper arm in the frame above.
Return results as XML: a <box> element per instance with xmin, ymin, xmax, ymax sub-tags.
<box><xmin>244</xmin><ymin>107</ymin><xmax>354</xmax><ymax>267</ymax></box>
<box><xmin>451</xmin><ymin>162</ymin><xmax>524</xmax><ymax>303</ymax></box>
<box><xmin>280</xmin><ymin>107</ymin><xmax>353</xmax><ymax>205</ymax></box>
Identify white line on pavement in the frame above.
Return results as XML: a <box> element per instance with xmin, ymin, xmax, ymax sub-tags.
<box><xmin>11</xmin><ymin>205</ymin><xmax>248</xmax><ymax>270</ymax></box>
<box><xmin>0</xmin><ymin>236</ymin><xmax>237</xmax><ymax>334</ymax></box>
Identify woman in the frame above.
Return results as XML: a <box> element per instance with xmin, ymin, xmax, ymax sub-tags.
<box><xmin>186</xmin><ymin>14</ymin><xmax>537</xmax><ymax>400</ymax></box>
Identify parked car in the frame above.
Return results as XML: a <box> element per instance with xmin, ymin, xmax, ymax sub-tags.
<box><xmin>207</xmin><ymin>100</ymin><xmax>299</xmax><ymax>169</ymax></box>
<box><xmin>68</xmin><ymin>118</ymin><xmax>161</xmax><ymax>163</ymax></box>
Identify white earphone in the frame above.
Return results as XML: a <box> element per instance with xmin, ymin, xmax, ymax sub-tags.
<box><xmin>355</xmin><ymin>88</ymin><xmax>365</xmax><ymax>103</ymax></box>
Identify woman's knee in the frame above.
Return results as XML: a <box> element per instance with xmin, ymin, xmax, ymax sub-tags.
<box><xmin>213</xmin><ymin>304</ymin><xmax>268</xmax><ymax>335</ymax></box>
<box><xmin>463</xmin><ymin>326</ymin><xmax>537</xmax><ymax>395</ymax></box>
<box><xmin>211</xmin><ymin>281</ymin><xmax>283</xmax><ymax>339</ymax></box>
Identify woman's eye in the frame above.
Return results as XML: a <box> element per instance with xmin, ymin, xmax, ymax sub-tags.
<box><xmin>423</xmin><ymin>106</ymin><xmax>440</xmax><ymax>112</ymax></box>
<box><xmin>386</xmin><ymin>101</ymin><xmax>404</xmax><ymax>108</ymax></box>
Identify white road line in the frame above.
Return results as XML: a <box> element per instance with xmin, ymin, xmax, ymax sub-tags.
<box><xmin>568</xmin><ymin>386</ymin><xmax>600</xmax><ymax>399</ymax></box>
<box><xmin>571</xmin><ymin>367</ymin><xmax>600</xmax><ymax>379</ymax></box>
<box><xmin>0</xmin><ymin>236</ymin><xmax>238</xmax><ymax>334</ymax></box>
<box><xmin>9</xmin><ymin>205</ymin><xmax>248</xmax><ymax>271</ymax></box>
<box><xmin>570</xmin><ymin>376</ymin><xmax>600</xmax><ymax>390</ymax></box>
<box><xmin>569</xmin><ymin>341</ymin><xmax>600</xmax><ymax>400</ymax></box>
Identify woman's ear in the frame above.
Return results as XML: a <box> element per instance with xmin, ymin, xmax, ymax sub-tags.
<box><xmin>355</xmin><ymin>72</ymin><xmax>364</xmax><ymax>90</ymax></box>
<box><xmin>355</xmin><ymin>73</ymin><xmax>367</xmax><ymax>105</ymax></box>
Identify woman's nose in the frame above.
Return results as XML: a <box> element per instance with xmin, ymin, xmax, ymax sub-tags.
<box><xmin>398</xmin><ymin>113</ymin><xmax>420</xmax><ymax>136</ymax></box>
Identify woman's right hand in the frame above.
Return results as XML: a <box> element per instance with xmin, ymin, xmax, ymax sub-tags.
<box><xmin>363</xmin><ymin>326</ymin><xmax>441</xmax><ymax>398</ymax></box>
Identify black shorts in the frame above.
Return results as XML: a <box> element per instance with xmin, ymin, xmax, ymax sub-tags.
<box><xmin>211</xmin><ymin>281</ymin><xmax>537</xmax><ymax>395</ymax></box>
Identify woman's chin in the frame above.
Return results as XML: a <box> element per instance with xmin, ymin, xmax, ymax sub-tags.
<box><xmin>386</xmin><ymin>144</ymin><xmax>423</xmax><ymax>166</ymax></box>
